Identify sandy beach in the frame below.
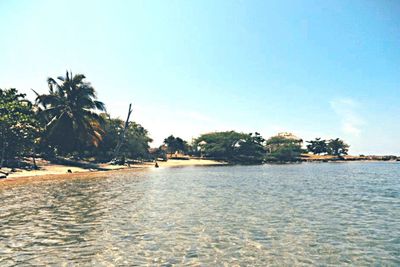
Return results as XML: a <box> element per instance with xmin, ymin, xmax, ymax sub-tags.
<box><xmin>0</xmin><ymin>159</ymin><xmax>225</xmax><ymax>187</ymax></box>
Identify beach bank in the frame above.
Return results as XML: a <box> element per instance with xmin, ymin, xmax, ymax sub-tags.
<box><xmin>0</xmin><ymin>159</ymin><xmax>226</xmax><ymax>188</ymax></box>
<box><xmin>301</xmin><ymin>154</ymin><xmax>399</xmax><ymax>162</ymax></box>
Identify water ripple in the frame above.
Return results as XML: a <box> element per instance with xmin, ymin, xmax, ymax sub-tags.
<box><xmin>0</xmin><ymin>162</ymin><xmax>399</xmax><ymax>265</ymax></box>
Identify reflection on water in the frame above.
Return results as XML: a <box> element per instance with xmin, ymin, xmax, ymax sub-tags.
<box><xmin>1</xmin><ymin>162</ymin><xmax>399</xmax><ymax>265</ymax></box>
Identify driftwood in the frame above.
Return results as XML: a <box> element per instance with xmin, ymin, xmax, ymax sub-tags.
<box><xmin>0</xmin><ymin>170</ymin><xmax>9</xmax><ymax>179</ymax></box>
<box><xmin>112</xmin><ymin>103</ymin><xmax>133</xmax><ymax>162</ymax></box>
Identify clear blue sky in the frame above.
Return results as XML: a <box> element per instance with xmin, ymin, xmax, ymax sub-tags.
<box><xmin>1</xmin><ymin>0</ymin><xmax>399</xmax><ymax>154</ymax></box>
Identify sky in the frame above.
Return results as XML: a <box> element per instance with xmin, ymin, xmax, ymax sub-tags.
<box><xmin>0</xmin><ymin>0</ymin><xmax>399</xmax><ymax>155</ymax></box>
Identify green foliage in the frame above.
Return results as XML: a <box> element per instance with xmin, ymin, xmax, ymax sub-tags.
<box><xmin>35</xmin><ymin>71</ymin><xmax>106</xmax><ymax>155</ymax></box>
<box><xmin>163</xmin><ymin>135</ymin><xmax>188</xmax><ymax>154</ymax></box>
<box><xmin>185</xmin><ymin>142</ymin><xmax>200</xmax><ymax>157</ymax></box>
<box><xmin>306</xmin><ymin>137</ymin><xmax>349</xmax><ymax>156</ymax></box>
<box><xmin>91</xmin><ymin>116</ymin><xmax>153</xmax><ymax>161</ymax></box>
<box><xmin>1</xmin><ymin>72</ymin><xmax>353</xmax><ymax>167</ymax></box>
<box><xmin>149</xmin><ymin>147</ymin><xmax>167</xmax><ymax>161</ymax></box>
<box><xmin>195</xmin><ymin>131</ymin><xmax>246</xmax><ymax>160</ymax></box>
<box><xmin>327</xmin><ymin>138</ymin><xmax>349</xmax><ymax>156</ymax></box>
<box><xmin>0</xmin><ymin>88</ymin><xmax>39</xmax><ymax>166</ymax></box>
<box><xmin>195</xmin><ymin>131</ymin><xmax>266</xmax><ymax>164</ymax></box>
<box><xmin>232</xmin><ymin>132</ymin><xmax>266</xmax><ymax>164</ymax></box>
<box><xmin>123</xmin><ymin>121</ymin><xmax>153</xmax><ymax>159</ymax></box>
<box><xmin>266</xmin><ymin>144</ymin><xmax>303</xmax><ymax>162</ymax></box>
<box><xmin>306</xmin><ymin>138</ymin><xmax>328</xmax><ymax>154</ymax></box>
<box><xmin>266</xmin><ymin>136</ymin><xmax>302</xmax><ymax>162</ymax></box>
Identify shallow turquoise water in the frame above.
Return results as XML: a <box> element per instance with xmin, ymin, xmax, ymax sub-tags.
<box><xmin>0</xmin><ymin>162</ymin><xmax>399</xmax><ymax>266</ymax></box>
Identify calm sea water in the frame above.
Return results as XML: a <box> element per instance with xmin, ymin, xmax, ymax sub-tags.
<box><xmin>0</xmin><ymin>162</ymin><xmax>399</xmax><ymax>266</ymax></box>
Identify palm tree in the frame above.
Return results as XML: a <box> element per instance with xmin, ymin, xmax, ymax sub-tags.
<box><xmin>35</xmin><ymin>71</ymin><xmax>106</xmax><ymax>154</ymax></box>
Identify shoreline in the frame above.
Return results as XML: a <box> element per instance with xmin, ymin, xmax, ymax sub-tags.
<box><xmin>0</xmin><ymin>159</ymin><xmax>226</xmax><ymax>188</ymax></box>
<box><xmin>1</xmin><ymin>158</ymin><xmax>398</xmax><ymax>188</ymax></box>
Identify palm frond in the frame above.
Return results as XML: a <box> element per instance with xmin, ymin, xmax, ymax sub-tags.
<box><xmin>40</xmin><ymin>71</ymin><xmax>107</xmax><ymax>150</ymax></box>
<box><xmin>94</xmin><ymin>100</ymin><xmax>106</xmax><ymax>111</ymax></box>
<box><xmin>72</xmin><ymin>74</ymin><xmax>86</xmax><ymax>85</ymax></box>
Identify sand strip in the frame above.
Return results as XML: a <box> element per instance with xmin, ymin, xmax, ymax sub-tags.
<box><xmin>0</xmin><ymin>159</ymin><xmax>225</xmax><ymax>188</ymax></box>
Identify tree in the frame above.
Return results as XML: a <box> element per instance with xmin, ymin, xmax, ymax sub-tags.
<box><xmin>35</xmin><ymin>71</ymin><xmax>106</xmax><ymax>155</ymax></box>
<box><xmin>0</xmin><ymin>88</ymin><xmax>39</xmax><ymax>167</ymax></box>
<box><xmin>327</xmin><ymin>138</ymin><xmax>349</xmax><ymax>156</ymax></box>
<box><xmin>90</xmin><ymin>115</ymin><xmax>152</xmax><ymax>161</ymax></box>
<box><xmin>265</xmin><ymin>135</ymin><xmax>303</xmax><ymax>162</ymax></box>
<box><xmin>306</xmin><ymin>138</ymin><xmax>328</xmax><ymax>155</ymax></box>
<box><xmin>233</xmin><ymin>132</ymin><xmax>266</xmax><ymax>164</ymax></box>
<box><xmin>194</xmin><ymin>131</ymin><xmax>265</xmax><ymax>164</ymax></box>
<box><xmin>112</xmin><ymin>103</ymin><xmax>133</xmax><ymax>161</ymax></box>
<box><xmin>195</xmin><ymin>131</ymin><xmax>245</xmax><ymax>160</ymax></box>
<box><xmin>163</xmin><ymin>135</ymin><xmax>187</xmax><ymax>155</ymax></box>
<box><xmin>123</xmin><ymin>121</ymin><xmax>153</xmax><ymax>159</ymax></box>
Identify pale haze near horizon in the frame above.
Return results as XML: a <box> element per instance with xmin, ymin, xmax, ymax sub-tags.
<box><xmin>0</xmin><ymin>0</ymin><xmax>399</xmax><ymax>155</ymax></box>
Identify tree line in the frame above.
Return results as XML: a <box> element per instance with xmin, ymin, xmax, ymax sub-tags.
<box><xmin>160</xmin><ymin>132</ymin><xmax>349</xmax><ymax>164</ymax></box>
<box><xmin>0</xmin><ymin>71</ymin><xmax>350</xmax><ymax>167</ymax></box>
<box><xmin>0</xmin><ymin>71</ymin><xmax>152</xmax><ymax>168</ymax></box>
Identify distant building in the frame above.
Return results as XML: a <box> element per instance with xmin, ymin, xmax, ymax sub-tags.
<box><xmin>277</xmin><ymin>132</ymin><xmax>301</xmax><ymax>141</ymax></box>
<box><xmin>266</xmin><ymin>132</ymin><xmax>303</xmax><ymax>153</ymax></box>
